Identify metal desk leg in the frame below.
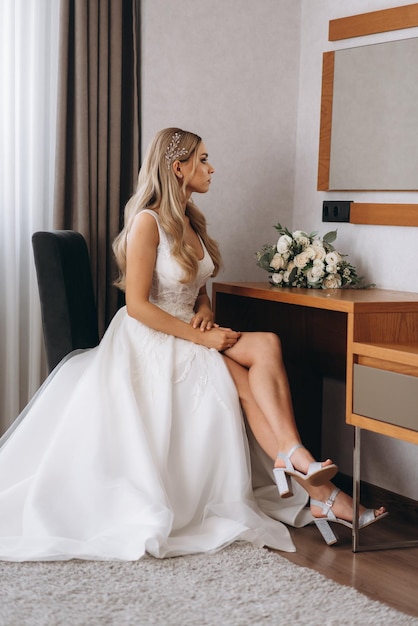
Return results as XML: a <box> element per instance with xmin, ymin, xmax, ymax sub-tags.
<box><xmin>352</xmin><ymin>426</ymin><xmax>361</xmax><ymax>552</ymax></box>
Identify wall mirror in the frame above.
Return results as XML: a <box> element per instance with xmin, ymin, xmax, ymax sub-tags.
<box><xmin>318</xmin><ymin>36</ymin><xmax>418</xmax><ymax>191</ymax></box>
<box><xmin>329</xmin><ymin>37</ymin><xmax>418</xmax><ymax>191</ymax></box>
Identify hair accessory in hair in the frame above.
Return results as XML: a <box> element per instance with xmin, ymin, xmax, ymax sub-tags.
<box><xmin>165</xmin><ymin>132</ymin><xmax>189</xmax><ymax>169</ymax></box>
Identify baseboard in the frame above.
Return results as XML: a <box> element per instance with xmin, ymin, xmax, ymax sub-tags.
<box><xmin>335</xmin><ymin>473</ymin><xmax>418</xmax><ymax>523</ymax></box>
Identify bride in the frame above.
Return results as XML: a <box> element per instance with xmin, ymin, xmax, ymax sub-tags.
<box><xmin>0</xmin><ymin>128</ymin><xmax>386</xmax><ymax>561</ymax></box>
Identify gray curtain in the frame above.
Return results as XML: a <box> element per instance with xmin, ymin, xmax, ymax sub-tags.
<box><xmin>54</xmin><ymin>0</ymin><xmax>140</xmax><ymax>335</ymax></box>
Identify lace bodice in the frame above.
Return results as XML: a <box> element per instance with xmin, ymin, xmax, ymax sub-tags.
<box><xmin>143</xmin><ymin>209</ymin><xmax>215</xmax><ymax>322</ymax></box>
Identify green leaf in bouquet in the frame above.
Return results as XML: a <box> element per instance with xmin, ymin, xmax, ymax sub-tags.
<box><xmin>323</xmin><ymin>230</ymin><xmax>338</xmax><ymax>245</ymax></box>
<box><xmin>288</xmin><ymin>266</ymin><xmax>297</xmax><ymax>284</ymax></box>
<box><xmin>255</xmin><ymin>245</ymin><xmax>276</xmax><ymax>271</ymax></box>
<box><xmin>273</xmin><ymin>223</ymin><xmax>293</xmax><ymax>238</ymax></box>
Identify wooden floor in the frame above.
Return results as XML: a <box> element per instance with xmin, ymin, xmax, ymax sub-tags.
<box><xmin>276</xmin><ymin>504</ymin><xmax>418</xmax><ymax>618</ymax></box>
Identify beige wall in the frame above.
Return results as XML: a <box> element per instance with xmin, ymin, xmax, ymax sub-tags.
<box><xmin>141</xmin><ymin>0</ymin><xmax>302</xmax><ymax>283</ymax></box>
<box><xmin>142</xmin><ymin>0</ymin><xmax>418</xmax><ymax>499</ymax></box>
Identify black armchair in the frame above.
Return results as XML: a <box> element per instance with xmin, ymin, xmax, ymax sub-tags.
<box><xmin>32</xmin><ymin>230</ymin><xmax>100</xmax><ymax>373</ymax></box>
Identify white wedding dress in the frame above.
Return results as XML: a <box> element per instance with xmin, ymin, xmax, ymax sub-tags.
<box><xmin>0</xmin><ymin>210</ymin><xmax>312</xmax><ymax>562</ymax></box>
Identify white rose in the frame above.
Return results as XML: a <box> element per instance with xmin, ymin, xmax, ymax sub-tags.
<box><xmin>303</xmin><ymin>245</ymin><xmax>316</xmax><ymax>260</ymax></box>
<box><xmin>313</xmin><ymin>258</ymin><xmax>325</xmax><ymax>270</ymax></box>
<box><xmin>306</xmin><ymin>268</ymin><xmax>323</xmax><ymax>284</ymax></box>
<box><xmin>292</xmin><ymin>231</ymin><xmax>310</xmax><ymax>248</ymax></box>
<box><xmin>311</xmin><ymin>240</ymin><xmax>326</xmax><ymax>260</ymax></box>
<box><xmin>294</xmin><ymin>251</ymin><xmax>311</xmax><ymax>269</ymax></box>
<box><xmin>326</xmin><ymin>264</ymin><xmax>338</xmax><ymax>274</ymax></box>
<box><xmin>270</xmin><ymin>253</ymin><xmax>286</xmax><ymax>270</ymax></box>
<box><xmin>309</xmin><ymin>263</ymin><xmax>325</xmax><ymax>280</ymax></box>
<box><xmin>271</xmin><ymin>272</ymin><xmax>283</xmax><ymax>284</ymax></box>
<box><xmin>322</xmin><ymin>274</ymin><xmax>342</xmax><ymax>289</ymax></box>
<box><xmin>325</xmin><ymin>251</ymin><xmax>341</xmax><ymax>266</ymax></box>
<box><xmin>276</xmin><ymin>234</ymin><xmax>293</xmax><ymax>253</ymax></box>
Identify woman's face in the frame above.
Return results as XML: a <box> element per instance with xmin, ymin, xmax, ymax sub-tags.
<box><xmin>181</xmin><ymin>142</ymin><xmax>215</xmax><ymax>195</ymax></box>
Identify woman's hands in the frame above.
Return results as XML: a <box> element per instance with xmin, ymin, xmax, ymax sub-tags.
<box><xmin>201</xmin><ymin>326</ymin><xmax>241</xmax><ymax>352</ymax></box>
<box><xmin>190</xmin><ymin>286</ymin><xmax>241</xmax><ymax>352</ymax></box>
<box><xmin>191</xmin><ymin>285</ymin><xmax>240</xmax><ymax>351</ymax></box>
<box><xmin>192</xmin><ymin>287</ymin><xmax>215</xmax><ymax>331</ymax></box>
<box><xmin>190</xmin><ymin>314</ymin><xmax>240</xmax><ymax>351</ymax></box>
<box><xmin>190</xmin><ymin>310</ymin><xmax>215</xmax><ymax>331</ymax></box>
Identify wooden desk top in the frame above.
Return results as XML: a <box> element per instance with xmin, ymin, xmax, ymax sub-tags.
<box><xmin>213</xmin><ymin>282</ymin><xmax>418</xmax><ymax>314</ymax></box>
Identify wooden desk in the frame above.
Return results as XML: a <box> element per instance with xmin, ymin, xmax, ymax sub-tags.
<box><xmin>213</xmin><ymin>281</ymin><xmax>418</xmax><ymax>551</ymax></box>
<box><xmin>213</xmin><ymin>282</ymin><xmax>418</xmax><ymax>456</ymax></box>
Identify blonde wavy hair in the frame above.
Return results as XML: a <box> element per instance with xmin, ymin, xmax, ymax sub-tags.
<box><xmin>113</xmin><ymin>127</ymin><xmax>222</xmax><ymax>291</ymax></box>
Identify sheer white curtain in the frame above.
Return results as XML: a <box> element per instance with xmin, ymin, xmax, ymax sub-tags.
<box><xmin>0</xmin><ymin>0</ymin><xmax>60</xmax><ymax>434</ymax></box>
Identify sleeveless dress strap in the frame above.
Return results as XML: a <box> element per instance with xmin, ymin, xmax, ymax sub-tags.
<box><xmin>141</xmin><ymin>209</ymin><xmax>166</xmax><ymax>242</ymax></box>
<box><xmin>141</xmin><ymin>209</ymin><xmax>160</xmax><ymax>225</ymax></box>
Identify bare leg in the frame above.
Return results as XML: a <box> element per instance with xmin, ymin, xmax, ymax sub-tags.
<box><xmin>222</xmin><ymin>349</ymin><xmax>386</xmax><ymax>522</ymax></box>
<box><xmin>223</xmin><ymin>332</ymin><xmax>333</xmax><ymax>473</ymax></box>
<box><xmin>222</xmin><ymin>354</ymin><xmax>282</xmax><ymax>460</ymax></box>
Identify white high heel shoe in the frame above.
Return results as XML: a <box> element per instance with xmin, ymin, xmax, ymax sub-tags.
<box><xmin>312</xmin><ymin>487</ymin><xmax>389</xmax><ymax>545</ymax></box>
<box><xmin>273</xmin><ymin>444</ymin><xmax>338</xmax><ymax>498</ymax></box>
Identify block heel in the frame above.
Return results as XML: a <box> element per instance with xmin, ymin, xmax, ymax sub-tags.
<box><xmin>272</xmin><ymin>467</ymin><xmax>293</xmax><ymax>498</ymax></box>
<box><xmin>313</xmin><ymin>518</ymin><xmax>339</xmax><ymax>545</ymax></box>
<box><xmin>311</xmin><ymin>487</ymin><xmax>388</xmax><ymax>546</ymax></box>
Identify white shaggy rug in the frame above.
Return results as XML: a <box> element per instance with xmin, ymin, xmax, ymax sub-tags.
<box><xmin>0</xmin><ymin>543</ymin><xmax>416</xmax><ymax>625</ymax></box>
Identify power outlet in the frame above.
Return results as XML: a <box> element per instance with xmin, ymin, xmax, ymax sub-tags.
<box><xmin>322</xmin><ymin>200</ymin><xmax>351</xmax><ymax>222</ymax></box>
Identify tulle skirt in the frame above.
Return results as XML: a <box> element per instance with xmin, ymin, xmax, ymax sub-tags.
<box><xmin>0</xmin><ymin>307</ymin><xmax>311</xmax><ymax>561</ymax></box>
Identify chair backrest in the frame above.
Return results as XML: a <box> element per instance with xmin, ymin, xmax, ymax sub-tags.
<box><xmin>32</xmin><ymin>230</ymin><xmax>100</xmax><ymax>372</ymax></box>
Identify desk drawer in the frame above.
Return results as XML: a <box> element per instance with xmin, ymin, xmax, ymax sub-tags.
<box><xmin>353</xmin><ymin>364</ymin><xmax>418</xmax><ymax>431</ymax></box>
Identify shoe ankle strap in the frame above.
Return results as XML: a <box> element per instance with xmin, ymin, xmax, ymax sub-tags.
<box><xmin>311</xmin><ymin>487</ymin><xmax>340</xmax><ymax>516</ymax></box>
<box><xmin>325</xmin><ymin>487</ymin><xmax>340</xmax><ymax>511</ymax></box>
<box><xmin>278</xmin><ymin>443</ymin><xmax>304</xmax><ymax>461</ymax></box>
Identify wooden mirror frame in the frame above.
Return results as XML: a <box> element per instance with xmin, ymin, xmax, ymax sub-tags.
<box><xmin>317</xmin><ymin>3</ymin><xmax>418</xmax><ymax>226</ymax></box>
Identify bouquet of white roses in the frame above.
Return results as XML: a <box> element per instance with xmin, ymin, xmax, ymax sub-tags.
<box><xmin>255</xmin><ymin>224</ymin><xmax>366</xmax><ymax>289</ymax></box>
